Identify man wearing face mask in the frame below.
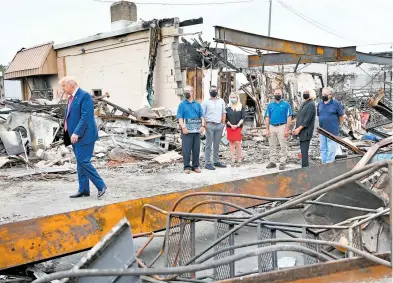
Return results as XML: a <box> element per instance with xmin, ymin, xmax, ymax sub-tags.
<box><xmin>265</xmin><ymin>88</ymin><xmax>293</xmax><ymax>170</ymax></box>
<box><xmin>292</xmin><ymin>89</ymin><xmax>316</xmax><ymax>167</ymax></box>
<box><xmin>177</xmin><ymin>85</ymin><xmax>205</xmax><ymax>174</ymax></box>
<box><xmin>317</xmin><ymin>87</ymin><xmax>344</xmax><ymax>164</ymax></box>
<box><xmin>202</xmin><ymin>85</ymin><xmax>227</xmax><ymax>170</ymax></box>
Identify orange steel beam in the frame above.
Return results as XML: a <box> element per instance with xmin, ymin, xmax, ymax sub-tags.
<box><xmin>0</xmin><ymin>157</ymin><xmax>360</xmax><ymax>270</ymax></box>
<box><xmin>214</xmin><ymin>26</ymin><xmax>356</xmax><ymax>57</ymax></box>
<box><xmin>248</xmin><ymin>52</ymin><xmax>392</xmax><ymax>67</ymax></box>
<box><xmin>248</xmin><ymin>53</ymin><xmax>356</xmax><ymax>67</ymax></box>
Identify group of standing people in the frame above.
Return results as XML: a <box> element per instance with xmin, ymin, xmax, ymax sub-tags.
<box><xmin>177</xmin><ymin>85</ymin><xmax>345</xmax><ymax>173</ymax></box>
<box><xmin>176</xmin><ymin>85</ymin><xmax>246</xmax><ymax>173</ymax></box>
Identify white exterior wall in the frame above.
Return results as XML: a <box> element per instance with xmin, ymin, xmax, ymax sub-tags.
<box><xmin>56</xmin><ymin>27</ymin><xmax>183</xmax><ymax>112</ymax></box>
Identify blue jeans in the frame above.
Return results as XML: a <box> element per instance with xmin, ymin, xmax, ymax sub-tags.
<box><xmin>320</xmin><ymin>135</ymin><xmax>338</xmax><ymax>164</ymax></box>
<box><xmin>73</xmin><ymin>142</ymin><xmax>106</xmax><ymax>194</ymax></box>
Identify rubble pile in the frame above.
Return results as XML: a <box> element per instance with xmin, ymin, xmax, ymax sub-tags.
<box><xmin>0</xmin><ymin>98</ymin><xmax>183</xmax><ymax>177</ymax></box>
<box><xmin>0</xmin><ymin>87</ymin><xmax>392</xmax><ymax>179</ymax></box>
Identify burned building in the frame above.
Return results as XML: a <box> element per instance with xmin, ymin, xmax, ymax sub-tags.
<box><xmin>3</xmin><ymin>1</ymin><xmax>204</xmax><ymax>113</ymax></box>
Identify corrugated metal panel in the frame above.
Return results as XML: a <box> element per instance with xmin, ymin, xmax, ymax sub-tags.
<box><xmin>4</xmin><ymin>42</ymin><xmax>55</xmax><ymax>79</ymax></box>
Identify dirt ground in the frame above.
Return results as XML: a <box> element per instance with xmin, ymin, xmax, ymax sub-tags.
<box><xmin>0</xmin><ymin>161</ymin><xmax>300</xmax><ymax>224</ymax></box>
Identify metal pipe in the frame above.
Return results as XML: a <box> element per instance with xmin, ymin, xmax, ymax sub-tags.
<box><xmin>185</xmin><ymin>163</ymin><xmax>386</xmax><ymax>265</ymax></box>
<box><xmin>136</xmin><ymin>233</ymin><xmax>156</xmax><ymax>257</ymax></box>
<box><xmin>194</xmin><ymin>238</ymin><xmax>391</xmax><ymax>267</ymax></box>
<box><xmin>32</xmin><ymin>245</ymin><xmax>330</xmax><ymax>283</ymax></box>
<box><xmin>167</xmin><ymin>212</ymin><xmax>349</xmax><ymax>229</ymax></box>
<box><xmin>313</xmin><ymin>213</ymin><xmax>389</xmax><ymax>235</ymax></box>
<box><xmin>171</xmin><ymin>192</ymin><xmax>378</xmax><ymax>214</ymax></box>
<box><xmin>188</xmin><ymin>200</ymin><xmax>255</xmax><ymax>214</ymax></box>
<box><xmin>350</xmin><ymin>208</ymin><xmax>390</xmax><ymax>228</ymax></box>
<box><xmin>142</xmin><ymin>204</ymin><xmax>168</xmax><ymax>223</ymax></box>
<box><xmin>171</xmin><ymin>192</ymin><xmax>288</xmax><ymax>212</ymax></box>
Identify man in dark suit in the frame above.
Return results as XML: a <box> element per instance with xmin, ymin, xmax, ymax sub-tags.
<box><xmin>60</xmin><ymin>76</ymin><xmax>107</xmax><ymax>199</ymax></box>
<box><xmin>292</xmin><ymin>89</ymin><xmax>317</xmax><ymax>167</ymax></box>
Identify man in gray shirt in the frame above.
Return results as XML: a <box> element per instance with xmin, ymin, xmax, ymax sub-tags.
<box><xmin>202</xmin><ymin>86</ymin><xmax>227</xmax><ymax>170</ymax></box>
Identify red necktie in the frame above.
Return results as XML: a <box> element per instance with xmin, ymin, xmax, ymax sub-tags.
<box><xmin>64</xmin><ymin>95</ymin><xmax>73</xmax><ymax>132</ymax></box>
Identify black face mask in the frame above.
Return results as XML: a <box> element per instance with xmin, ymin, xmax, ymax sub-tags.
<box><xmin>322</xmin><ymin>95</ymin><xmax>329</xmax><ymax>101</ymax></box>
<box><xmin>184</xmin><ymin>93</ymin><xmax>191</xmax><ymax>99</ymax></box>
<box><xmin>303</xmin><ymin>93</ymin><xmax>310</xmax><ymax>100</ymax></box>
<box><xmin>274</xmin><ymin>95</ymin><xmax>282</xmax><ymax>101</ymax></box>
<box><xmin>210</xmin><ymin>91</ymin><xmax>217</xmax><ymax>97</ymax></box>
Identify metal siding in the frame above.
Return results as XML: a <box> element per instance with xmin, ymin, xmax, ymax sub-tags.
<box><xmin>4</xmin><ymin>42</ymin><xmax>56</xmax><ymax>79</ymax></box>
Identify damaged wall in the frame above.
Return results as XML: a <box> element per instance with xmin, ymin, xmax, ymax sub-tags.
<box><xmin>21</xmin><ymin>75</ymin><xmax>60</xmax><ymax>101</ymax></box>
<box><xmin>0</xmin><ymin>74</ymin><xmax>4</xmax><ymax>101</ymax></box>
<box><xmin>55</xmin><ymin>26</ymin><xmax>183</xmax><ymax>112</ymax></box>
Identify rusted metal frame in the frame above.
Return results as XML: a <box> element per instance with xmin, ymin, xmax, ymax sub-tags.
<box><xmin>187</xmin><ymin>163</ymin><xmax>386</xmax><ymax>265</ymax></box>
<box><xmin>213</xmin><ymin>26</ymin><xmax>356</xmax><ymax>57</ymax></box>
<box><xmin>215</xmin><ymin>253</ymin><xmax>392</xmax><ymax>283</ymax></box>
<box><xmin>143</xmin><ymin>201</ymin><xmax>341</xmax><ymax>272</ymax></box>
<box><xmin>353</xmin><ymin>136</ymin><xmax>393</xmax><ymax>170</ymax></box>
<box><xmin>248</xmin><ymin>51</ymin><xmax>392</xmax><ymax>67</ymax></box>
<box><xmin>317</xmin><ymin>127</ymin><xmax>364</xmax><ymax>155</ymax></box>
<box><xmin>187</xmin><ymin>201</ymin><xmax>339</xmax><ymax>260</ymax></box>
<box><xmin>0</xmin><ymin>158</ymin><xmax>361</xmax><ymax>271</ymax></box>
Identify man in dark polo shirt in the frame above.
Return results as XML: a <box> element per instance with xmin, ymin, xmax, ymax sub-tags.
<box><xmin>317</xmin><ymin>87</ymin><xmax>344</xmax><ymax>164</ymax></box>
<box><xmin>176</xmin><ymin>85</ymin><xmax>206</xmax><ymax>174</ymax></box>
<box><xmin>265</xmin><ymin>88</ymin><xmax>293</xmax><ymax>170</ymax></box>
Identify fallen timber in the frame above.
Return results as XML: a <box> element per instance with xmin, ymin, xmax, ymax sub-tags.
<box><xmin>0</xmin><ymin>157</ymin><xmax>361</xmax><ymax>271</ymax></box>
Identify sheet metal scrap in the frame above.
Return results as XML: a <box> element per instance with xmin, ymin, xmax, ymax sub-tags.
<box><xmin>317</xmin><ymin>127</ymin><xmax>364</xmax><ymax>155</ymax></box>
<box><xmin>62</xmin><ymin>218</ymin><xmax>141</xmax><ymax>283</ymax></box>
<box><xmin>0</xmin><ymin>158</ymin><xmax>360</xmax><ymax>270</ymax></box>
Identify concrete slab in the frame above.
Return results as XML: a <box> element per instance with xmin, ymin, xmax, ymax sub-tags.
<box><xmin>0</xmin><ymin>163</ymin><xmax>300</xmax><ymax>224</ymax></box>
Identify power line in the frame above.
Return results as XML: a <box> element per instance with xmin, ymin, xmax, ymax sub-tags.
<box><xmin>94</xmin><ymin>0</ymin><xmax>256</xmax><ymax>5</ymax></box>
<box><xmin>276</xmin><ymin>0</ymin><xmax>352</xmax><ymax>41</ymax></box>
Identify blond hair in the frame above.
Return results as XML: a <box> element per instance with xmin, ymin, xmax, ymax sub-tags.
<box><xmin>59</xmin><ymin>76</ymin><xmax>78</xmax><ymax>86</ymax></box>
<box><xmin>228</xmin><ymin>92</ymin><xmax>242</xmax><ymax>111</ymax></box>
<box><xmin>304</xmin><ymin>89</ymin><xmax>316</xmax><ymax>100</ymax></box>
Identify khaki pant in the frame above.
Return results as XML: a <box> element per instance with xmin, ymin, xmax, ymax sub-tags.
<box><xmin>269</xmin><ymin>124</ymin><xmax>288</xmax><ymax>164</ymax></box>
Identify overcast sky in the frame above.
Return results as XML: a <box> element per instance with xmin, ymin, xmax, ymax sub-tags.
<box><xmin>1</xmin><ymin>0</ymin><xmax>392</xmax><ymax>65</ymax></box>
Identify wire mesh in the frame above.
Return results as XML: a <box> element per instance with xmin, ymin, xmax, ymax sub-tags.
<box><xmin>303</xmin><ymin>229</ymin><xmax>319</xmax><ymax>265</ymax></box>
<box><xmin>165</xmin><ymin>216</ymin><xmax>195</xmax><ymax>278</ymax></box>
<box><xmin>213</xmin><ymin>221</ymin><xmax>235</xmax><ymax>280</ymax></box>
<box><xmin>258</xmin><ymin>225</ymin><xmax>276</xmax><ymax>273</ymax></box>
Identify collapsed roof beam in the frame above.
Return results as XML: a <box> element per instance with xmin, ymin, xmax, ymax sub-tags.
<box><xmin>248</xmin><ymin>52</ymin><xmax>392</xmax><ymax>67</ymax></box>
<box><xmin>214</xmin><ymin>26</ymin><xmax>356</xmax><ymax>57</ymax></box>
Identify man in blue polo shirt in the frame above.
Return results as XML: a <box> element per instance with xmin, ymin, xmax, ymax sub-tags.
<box><xmin>317</xmin><ymin>87</ymin><xmax>345</xmax><ymax>164</ymax></box>
<box><xmin>265</xmin><ymin>88</ymin><xmax>293</xmax><ymax>170</ymax></box>
<box><xmin>177</xmin><ymin>85</ymin><xmax>206</xmax><ymax>174</ymax></box>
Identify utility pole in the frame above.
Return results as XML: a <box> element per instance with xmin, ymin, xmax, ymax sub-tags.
<box><xmin>268</xmin><ymin>0</ymin><xmax>272</xmax><ymax>36</ymax></box>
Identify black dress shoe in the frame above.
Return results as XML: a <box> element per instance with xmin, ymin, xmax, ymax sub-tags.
<box><xmin>214</xmin><ymin>162</ymin><xmax>227</xmax><ymax>168</ymax></box>
<box><xmin>97</xmin><ymin>186</ymin><xmax>107</xmax><ymax>199</ymax></box>
<box><xmin>70</xmin><ymin>192</ymin><xmax>90</xmax><ymax>198</ymax></box>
